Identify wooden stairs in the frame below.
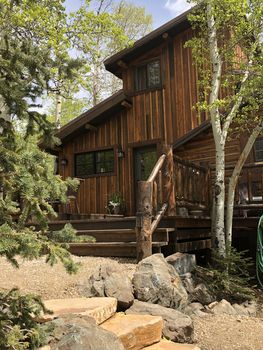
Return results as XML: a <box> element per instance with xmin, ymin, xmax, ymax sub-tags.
<box><xmin>48</xmin><ymin>216</ymin><xmax>212</xmax><ymax>258</ymax></box>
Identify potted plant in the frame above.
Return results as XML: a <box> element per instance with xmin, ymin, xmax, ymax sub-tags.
<box><xmin>106</xmin><ymin>192</ymin><xmax>125</xmax><ymax>215</ymax></box>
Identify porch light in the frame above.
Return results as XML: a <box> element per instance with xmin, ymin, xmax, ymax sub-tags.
<box><xmin>117</xmin><ymin>146</ymin><xmax>125</xmax><ymax>159</ymax></box>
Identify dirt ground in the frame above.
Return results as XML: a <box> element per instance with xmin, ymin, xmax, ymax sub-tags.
<box><xmin>0</xmin><ymin>256</ymin><xmax>263</xmax><ymax>350</ymax></box>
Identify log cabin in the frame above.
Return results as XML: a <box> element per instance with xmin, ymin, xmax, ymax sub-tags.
<box><xmin>47</xmin><ymin>8</ymin><xmax>263</xmax><ymax>259</ymax></box>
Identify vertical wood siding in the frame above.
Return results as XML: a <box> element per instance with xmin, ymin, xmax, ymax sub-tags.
<box><xmin>58</xmin><ymin>26</ymin><xmax>247</xmax><ymax>215</ymax></box>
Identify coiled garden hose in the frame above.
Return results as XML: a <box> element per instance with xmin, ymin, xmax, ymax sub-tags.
<box><xmin>256</xmin><ymin>215</ymin><xmax>263</xmax><ymax>288</ymax></box>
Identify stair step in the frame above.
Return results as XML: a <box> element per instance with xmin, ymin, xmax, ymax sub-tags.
<box><xmin>69</xmin><ymin>242</ymin><xmax>168</xmax><ymax>258</ymax></box>
<box><xmin>76</xmin><ymin>228</ymin><xmax>173</xmax><ymax>243</ymax></box>
<box><xmin>176</xmin><ymin>238</ymin><xmax>212</xmax><ymax>252</ymax></box>
<box><xmin>38</xmin><ymin>297</ymin><xmax>117</xmax><ymax>324</ymax></box>
<box><xmin>101</xmin><ymin>313</ymin><xmax>163</xmax><ymax>350</ymax></box>
<box><xmin>143</xmin><ymin>340</ymin><xmax>201</xmax><ymax>349</ymax></box>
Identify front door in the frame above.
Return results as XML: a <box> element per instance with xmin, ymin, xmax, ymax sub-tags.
<box><xmin>134</xmin><ymin>145</ymin><xmax>157</xmax><ymax>209</ymax></box>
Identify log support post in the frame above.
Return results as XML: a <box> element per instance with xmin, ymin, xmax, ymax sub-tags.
<box><xmin>162</xmin><ymin>144</ymin><xmax>176</xmax><ymax>215</ymax></box>
<box><xmin>135</xmin><ymin>181</ymin><xmax>153</xmax><ymax>262</ymax></box>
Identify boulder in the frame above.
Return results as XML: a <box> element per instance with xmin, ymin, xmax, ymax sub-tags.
<box><xmin>46</xmin><ymin>314</ymin><xmax>124</xmax><ymax>350</ymax></box>
<box><xmin>189</xmin><ymin>283</ymin><xmax>214</xmax><ymax>305</ymax></box>
<box><xmin>132</xmin><ymin>254</ymin><xmax>188</xmax><ymax>310</ymax></box>
<box><xmin>166</xmin><ymin>253</ymin><xmax>196</xmax><ymax>276</ymax></box>
<box><xmin>101</xmin><ymin>313</ymin><xmax>163</xmax><ymax>350</ymax></box>
<box><xmin>126</xmin><ymin>300</ymin><xmax>193</xmax><ymax>343</ymax></box>
<box><xmin>38</xmin><ymin>297</ymin><xmax>117</xmax><ymax>324</ymax></box>
<box><xmin>80</xmin><ymin>264</ymin><xmax>134</xmax><ymax>309</ymax></box>
<box><xmin>183</xmin><ymin>303</ymin><xmax>207</xmax><ymax>318</ymax></box>
<box><xmin>232</xmin><ymin>303</ymin><xmax>249</xmax><ymax>316</ymax></box>
<box><xmin>242</xmin><ymin>300</ymin><xmax>258</xmax><ymax>316</ymax></box>
<box><xmin>209</xmin><ymin>299</ymin><xmax>237</xmax><ymax>316</ymax></box>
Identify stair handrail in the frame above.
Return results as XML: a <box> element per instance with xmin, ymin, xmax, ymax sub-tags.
<box><xmin>147</xmin><ymin>154</ymin><xmax>166</xmax><ymax>182</ymax></box>
<box><xmin>135</xmin><ymin>152</ymin><xmax>174</xmax><ymax>262</ymax></box>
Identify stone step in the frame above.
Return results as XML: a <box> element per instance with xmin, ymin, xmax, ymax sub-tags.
<box><xmin>38</xmin><ymin>297</ymin><xmax>117</xmax><ymax>324</ymax></box>
<box><xmin>101</xmin><ymin>313</ymin><xmax>163</xmax><ymax>350</ymax></box>
<box><xmin>143</xmin><ymin>340</ymin><xmax>201</xmax><ymax>350</ymax></box>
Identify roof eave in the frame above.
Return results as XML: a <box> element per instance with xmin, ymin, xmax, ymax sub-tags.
<box><xmin>104</xmin><ymin>7</ymin><xmax>194</xmax><ymax>77</ymax></box>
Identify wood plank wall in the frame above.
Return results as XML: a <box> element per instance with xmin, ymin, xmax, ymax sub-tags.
<box><xmin>58</xmin><ymin>26</ymin><xmax>249</xmax><ymax>215</ymax></box>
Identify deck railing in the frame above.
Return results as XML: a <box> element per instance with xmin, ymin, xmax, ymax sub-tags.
<box><xmin>173</xmin><ymin>156</ymin><xmax>211</xmax><ymax>213</ymax></box>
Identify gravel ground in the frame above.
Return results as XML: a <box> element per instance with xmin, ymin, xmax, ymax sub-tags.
<box><xmin>0</xmin><ymin>256</ymin><xmax>136</xmax><ymax>299</ymax></box>
<box><xmin>0</xmin><ymin>256</ymin><xmax>263</xmax><ymax>350</ymax></box>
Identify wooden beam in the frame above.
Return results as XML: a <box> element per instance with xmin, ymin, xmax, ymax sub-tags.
<box><xmin>121</xmin><ymin>100</ymin><xmax>132</xmax><ymax>109</ymax></box>
<box><xmin>117</xmin><ymin>60</ymin><xmax>128</xmax><ymax>69</ymax></box>
<box><xmin>162</xmin><ymin>32</ymin><xmax>169</xmax><ymax>39</ymax></box>
<box><xmin>85</xmin><ymin>123</ymin><xmax>97</xmax><ymax>131</ymax></box>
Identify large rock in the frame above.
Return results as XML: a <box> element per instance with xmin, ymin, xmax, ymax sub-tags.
<box><xmin>144</xmin><ymin>340</ymin><xmax>201</xmax><ymax>349</ymax></box>
<box><xmin>126</xmin><ymin>300</ymin><xmax>193</xmax><ymax>343</ymax></box>
<box><xmin>208</xmin><ymin>299</ymin><xmax>237</xmax><ymax>316</ymax></box>
<box><xmin>101</xmin><ymin>313</ymin><xmax>163</xmax><ymax>350</ymax></box>
<box><xmin>183</xmin><ymin>303</ymin><xmax>207</xmax><ymax>318</ymax></box>
<box><xmin>189</xmin><ymin>283</ymin><xmax>214</xmax><ymax>305</ymax></box>
<box><xmin>45</xmin><ymin>314</ymin><xmax>124</xmax><ymax>350</ymax></box>
<box><xmin>133</xmin><ymin>254</ymin><xmax>188</xmax><ymax>310</ymax></box>
<box><xmin>39</xmin><ymin>297</ymin><xmax>117</xmax><ymax>324</ymax></box>
<box><xmin>81</xmin><ymin>264</ymin><xmax>134</xmax><ymax>309</ymax></box>
<box><xmin>166</xmin><ymin>253</ymin><xmax>196</xmax><ymax>276</ymax></box>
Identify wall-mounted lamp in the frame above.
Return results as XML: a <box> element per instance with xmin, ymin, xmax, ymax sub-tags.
<box><xmin>61</xmin><ymin>158</ymin><xmax>68</xmax><ymax>166</ymax></box>
<box><xmin>117</xmin><ymin>146</ymin><xmax>125</xmax><ymax>159</ymax></box>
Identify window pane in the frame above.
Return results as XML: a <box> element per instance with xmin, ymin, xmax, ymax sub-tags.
<box><xmin>95</xmin><ymin>149</ymin><xmax>114</xmax><ymax>174</ymax></box>
<box><xmin>75</xmin><ymin>153</ymin><xmax>94</xmax><ymax>176</ymax></box>
<box><xmin>136</xmin><ymin>65</ymin><xmax>147</xmax><ymax>91</ymax></box>
<box><xmin>147</xmin><ymin>61</ymin><xmax>160</xmax><ymax>88</ymax></box>
<box><xmin>255</xmin><ymin>139</ymin><xmax>263</xmax><ymax>162</ymax></box>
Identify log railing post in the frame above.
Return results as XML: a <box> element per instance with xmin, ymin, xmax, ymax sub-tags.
<box><xmin>162</xmin><ymin>145</ymin><xmax>176</xmax><ymax>215</ymax></box>
<box><xmin>135</xmin><ymin>181</ymin><xmax>153</xmax><ymax>262</ymax></box>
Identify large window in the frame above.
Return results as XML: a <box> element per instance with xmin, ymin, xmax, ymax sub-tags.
<box><xmin>254</xmin><ymin>139</ymin><xmax>263</xmax><ymax>162</ymax></box>
<box><xmin>135</xmin><ymin>60</ymin><xmax>161</xmax><ymax>91</ymax></box>
<box><xmin>75</xmin><ymin>149</ymin><xmax>114</xmax><ymax>177</ymax></box>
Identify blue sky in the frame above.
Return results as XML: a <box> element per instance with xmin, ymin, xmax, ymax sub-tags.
<box><xmin>64</xmin><ymin>0</ymin><xmax>193</xmax><ymax>28</ymax></box>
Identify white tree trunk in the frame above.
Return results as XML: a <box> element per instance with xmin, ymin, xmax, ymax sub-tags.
<box><xmin>214</xmin><ymin>141</ymin><xmax>226</xmax><ymax>256</ymax></box>
<box><xmin>55</xmin><ymin>93</ymin><xmax>62</xmax><ymax>128</ymax></box>
<box><xmin>207</xmin><ymin>3</ymin><xmax>226</xmax><ymax>256</ymax></box>
<box><xmin>226</xmin><ymin>122</ymin><xmax>263</xmax><ymax>247</ymax></box>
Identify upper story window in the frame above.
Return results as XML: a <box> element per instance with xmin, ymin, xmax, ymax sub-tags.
<box><xmin>75</xmin><ymin>149</ymin><xmax>114</xmax><ymax>177</ymax></box>
<box><xmin>135</xmin><ymin>60</ymin><xmax>161</xmax><ymax>92</ymax></box>
<box><xmin>255</xmin><ymin>139</ymin><xmax>263</xmax><ymax>162</ymax></box>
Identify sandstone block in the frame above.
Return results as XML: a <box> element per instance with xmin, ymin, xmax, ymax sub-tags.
<box><xmin>143</xmin><ymin>340</ymin><xmax>201</xmax><ymax>350</ymax></box>
<box><xmin>101</xmin><ymin>313</ymin><xmax>163</xmax><ymax>350</ymax></box>
<box><xmin>39</xmin><ymin>297</ymin><xmax>117</xmax><ymax>324</ymax></box>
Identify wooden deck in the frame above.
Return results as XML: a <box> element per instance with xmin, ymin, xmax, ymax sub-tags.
<box><xmin>47</xmin><ymin>214</ymin><xmax>262</xmax><ymax>258</ymax></box>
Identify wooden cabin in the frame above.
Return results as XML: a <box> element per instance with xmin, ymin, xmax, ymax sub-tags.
<box><xmin>47</xmin><ymin>8</ymin><xmax>263</xmax><ymax>258</ymax></box>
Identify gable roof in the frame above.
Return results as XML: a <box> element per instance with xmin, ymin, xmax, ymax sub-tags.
<box><xmin>56</xmin><ymin>90</ymin><xmax>132</xmax><ymax>144</ymax></box>
<box><xmin>105</xmin><ymin>7</ymin><xmax>194</xmax><ymax>78</ymax></box>
<box><xmin>173</xmin><ymin>120</ymin><xmax>211</xmax><ymax>150</ymax></box>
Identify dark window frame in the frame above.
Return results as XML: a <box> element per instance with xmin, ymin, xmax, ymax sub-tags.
<box><xmin>74</xmin><ymin>148</ymin><xmax>115</xmax><ymax>178</ymax></box>
<box><xmin>254</xmin><ymin>138</ymin><xmax>263</xmax><ymax>162</ymax></box>
<box><xmin>134</xmin><ymin>58</ymin><xmax>162</xmax><ymax>92</ymax></box>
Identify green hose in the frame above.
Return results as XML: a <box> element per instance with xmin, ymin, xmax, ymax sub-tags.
<box><xmin>256</xmin><ymin>215</ymin><xmax>263</xmax><ymax>288</ymax></box>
